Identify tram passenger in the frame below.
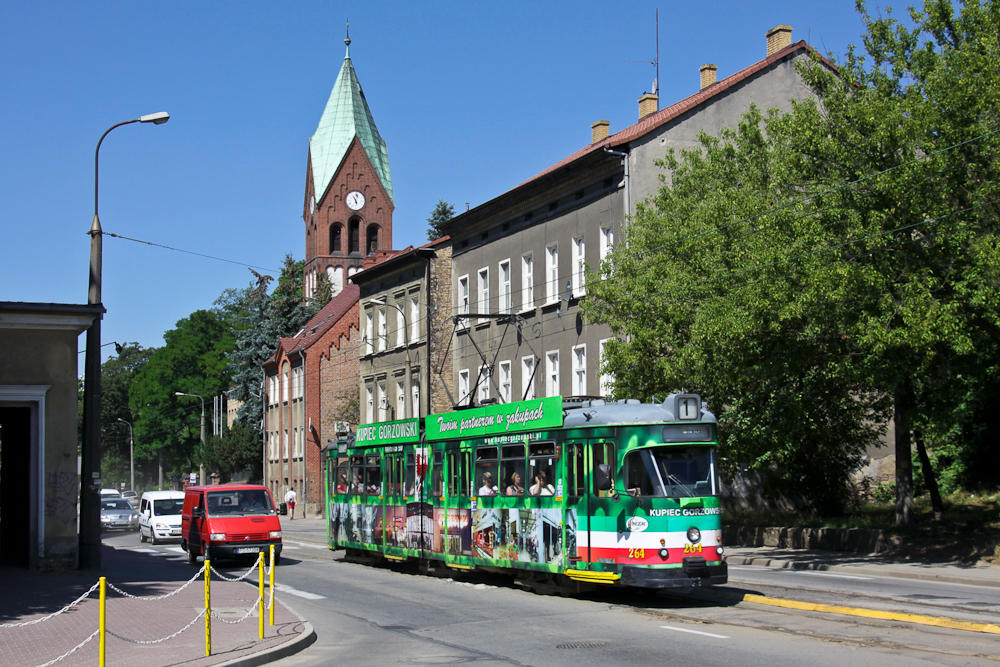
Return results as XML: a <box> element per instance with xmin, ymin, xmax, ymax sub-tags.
<box><xmin>529</xmin><ymin>470</ymin><xmax>554</xmax><ymax>496</ymax></box>
<box><xmin>351</xmin><ymin>473</ymin><xmax>365</xmax><ymax>494</ymax></box>
<box><xmin>367</xmin><ymin>469</ymin><xmax>381</xmax><ymax>495</ymax></box>
<box><xmin>478</xmin><ymin>472</ymin><xmax>498</xmax><ymax>496</ymax></box>
<box><xmin>505</xmin><ymin>472</ymin><xmax>524</xmax><ymax>496</ymax></box>
<box><xmin>336</xmin><ymin>474</ymin><xmax>349</xmax><ymax>494</ymax></box>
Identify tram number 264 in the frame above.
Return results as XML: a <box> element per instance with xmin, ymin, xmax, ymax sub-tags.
<box><xmin>628</xmin><ymin>548</ymin><xmax>645</xmax><ymax>559</ymax></box>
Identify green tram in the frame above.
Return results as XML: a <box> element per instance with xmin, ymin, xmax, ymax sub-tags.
<box><xmin>323</xmin><ymin>392</ymin><xmax>727</xmax><ymax>590</ymax></box>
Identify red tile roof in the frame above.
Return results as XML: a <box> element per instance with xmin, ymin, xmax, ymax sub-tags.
<box><xmin>513</xmin><ymin>40</ymin><xmax>829</xmax><ymax>190</ymax></box>
<box><xmin>269</xmin><ymin>283</ymin><xmax>360</xmax><ymax>362</ymax></box>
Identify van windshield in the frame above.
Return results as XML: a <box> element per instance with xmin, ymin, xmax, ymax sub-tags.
<box><xmin>205</xmin><ymin>489</ymin><xmax>274</xmax><ymax>517</ymax></box>
<box><xmin>153</xmin><ymin>498</ymin><xmax>184</xmax><ymax>516</ymax></box>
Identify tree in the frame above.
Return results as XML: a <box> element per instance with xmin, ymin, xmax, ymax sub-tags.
<box><xmin>130</xmin><ymin>310</ymin><xmax>235</xmax><ymax>486</ymax></box>
<box><xmin>426</xmin><ymin>200</ymin><xmax>455</xmax><ymax>241</ymax></box>
<box><xmin>100</xmin><ymin>343</ymin><xmax>154</xmax><ymax>488</ymax></box>
<box><xmin>585</xmin><ymin>0</ymin><xmax>1000</xmax><ymax>521</ymax></box>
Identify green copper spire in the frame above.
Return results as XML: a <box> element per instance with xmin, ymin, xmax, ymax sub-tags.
<box><xmin>309</xmin><ymin>27</ymin><xmax>393</xmax><ymax>205</ymax></box>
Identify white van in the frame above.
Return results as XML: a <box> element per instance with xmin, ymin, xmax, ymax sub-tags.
<box><xmin>138</xmin><ymin>490</ymin><xmax>185</xmax><ymax>544</ymax></box>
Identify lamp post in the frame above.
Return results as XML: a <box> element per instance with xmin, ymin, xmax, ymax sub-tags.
<box><xmin>79</xmin><ymin>111</ymin><xmax>170</xmax><ymax>571</ymax></box>
<box><xmin>176</xmin><ymin>392</ymin><xmax>206</xmax><ymax>485</ymax></box>
<box><xmin>117</xmin><ymin>418</ymin><xmax>134</xmax><ymax>492</ymax></box>
<box><xmin>370</xmin><ymin>297</ymin><xmax>411</xmax><ymax>418</ymax></box>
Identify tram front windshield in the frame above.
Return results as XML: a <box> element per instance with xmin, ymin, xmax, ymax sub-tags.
<box><xmin>624</xmin><ymin>446</ymin><xmax>716</xmax><ymax>498</ymax></box>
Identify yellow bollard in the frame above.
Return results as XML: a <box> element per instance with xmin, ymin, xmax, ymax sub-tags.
<box><xmin>269</xmin><ymin>544</ymin><xmax>275</xmax><ymax>626</ymax></box>
<box><xmin>99</xmin><ymin>577</ymin><xmax>106</xmax><ymax>667</ymax></box>
<box><xmin>258</xmin><ymin>554</ymin><xmax>265</xmax><ymax>639</ymax></box>
<box><xmin>204</xmin><ymin>559</ymin><xmax>211</xmax><ymax>657</ymax></box>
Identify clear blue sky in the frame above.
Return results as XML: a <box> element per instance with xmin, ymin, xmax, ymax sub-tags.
<box><xmin>1</xmin><ymin>1</ymin><xmax>868</xmax><ymax>356</ymax></box>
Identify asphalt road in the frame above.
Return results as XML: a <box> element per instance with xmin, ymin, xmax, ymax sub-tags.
<box><xmin>102</xmin><ymin>526</ymin><xmax>1000</xmax><ymax>666</ymax></box>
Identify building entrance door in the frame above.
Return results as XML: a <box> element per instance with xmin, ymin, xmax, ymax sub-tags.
<box><xmin>0</xmin><ymin>407</ymin><xmax>31</xmax><ymax>567</ymax></box>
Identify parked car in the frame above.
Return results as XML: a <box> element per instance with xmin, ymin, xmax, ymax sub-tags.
<box><xmin>122</xmin><ymin>490</ymin><xmax>139</xmax><ymax>508</ymax></box>
<box><xmin>181</xmin><ymin>485</ymin><xmax>282</xmax><ymax>565</ymax></box>
<box><xmin>138</xmin><ymin>490</ymin><xmax>185</xmax><ymax>544</ymax></box>
<box><xmin>100</xmin><ymin>498</ymin><xmax>139</xmax><ymax>532</ymax></box>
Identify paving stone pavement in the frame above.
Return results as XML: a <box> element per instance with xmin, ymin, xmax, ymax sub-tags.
<box><xmin>0</xmin><ymin>543</ymin><xmax>314</xmax><ymax>667</ymax></box>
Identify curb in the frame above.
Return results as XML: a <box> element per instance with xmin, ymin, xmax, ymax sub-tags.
<box><xmin>214</xmin><ymin>593</ymin><xmax>317</xmax><ymax>667</ymax></box>
<box><xmin>726</xmin><ymin>555</ymin><xmax>1000</xmax><ymax>589</ymax></box>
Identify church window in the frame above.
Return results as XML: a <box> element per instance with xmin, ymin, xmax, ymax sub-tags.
<box><xmin>330</xmin><ymin>224</ymin><xmax>342</xmax><ymax>253</ymax></box>
<box><xmin>367</xmin><ymin>225</ymin><xmax>379</xmax><ymax>255</ymax></box>
<box><xmin>349</xmin><ymin>218</ymin><xmax>360</xmax><ymax>254</ymax></box>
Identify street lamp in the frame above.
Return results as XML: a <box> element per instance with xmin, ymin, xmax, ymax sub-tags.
<box><xmin>175</xmin><ymin>392</ymin><xmax>206</xmax><ymax>485</ymax></box>
<box><xmin>117</xmin><ymin>418</ymin><xmax>134</xmax><ymax>493</ymax></box>
<box><xmin>79</xmin><ymin>111</ymin><xmax>170</xmax><ymax>571</ymax></box>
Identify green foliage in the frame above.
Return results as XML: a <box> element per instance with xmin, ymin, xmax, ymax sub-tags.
<box><xmin>129</xmin><ymin>310</ymin><xmax>235</xmax><ymax>480</ymax></box>
<box><xmin>584</xmin><ymin>0</ymin><xmax>1000</xmax><ymax>515</ymax></box>
<box><xmin>426</xmin><ymin>199</ymin><xmax>455</xmax><ymax>241</ymax></box>
<box><xmin>205</xmin><ymin>421</ymin><xmax>261</xmax><ymax>482</ymax></box>
<box><xmin>99</xmin><ymin>343</ymin><xmax>154</xmax><ymax>487</ymax></box>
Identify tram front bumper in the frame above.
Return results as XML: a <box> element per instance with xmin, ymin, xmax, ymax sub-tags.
<box><xmin>620</xmin><ymin>560</ymin><xmax>728</xmax><ymax>589</ymax></box>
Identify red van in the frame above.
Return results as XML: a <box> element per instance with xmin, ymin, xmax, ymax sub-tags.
<box><xmin>181</xmin><ymin>485</ymin><xmax>283</xmax><ymax>565</ymax></box>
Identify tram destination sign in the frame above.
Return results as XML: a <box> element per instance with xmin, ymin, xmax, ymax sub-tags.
<box><xmin>426</xmin><ymin>396</ymin><xmax>563</xmax><ymax>441</ymax></box>
<box><xmin>355</xmin><ymin>418</ymin><xmax>420</xmax><ymax>446</ymax></box>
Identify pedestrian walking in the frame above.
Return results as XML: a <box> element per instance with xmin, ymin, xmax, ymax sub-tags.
<box><xmin>284</xmin><ymin>487</ymin><xmax>297</xmax><ymax>519</ymax></box>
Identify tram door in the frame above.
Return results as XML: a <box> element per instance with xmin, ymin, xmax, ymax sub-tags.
<box><xmin>565</xmin><ymin>440</ymin><xmax>617</xmax><ymax>564</ymax></box>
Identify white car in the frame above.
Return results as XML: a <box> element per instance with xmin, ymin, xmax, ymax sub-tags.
<box><xmin>138</xmin><ymin>490</ymin><xmax>185</xmax><ymax>544</ymax></box>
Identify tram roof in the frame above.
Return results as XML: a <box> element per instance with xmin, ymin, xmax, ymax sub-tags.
<box><xmin>561</xmin><ymin>396</ymin><xmax>716</xmax><ymax>429</ymax></box>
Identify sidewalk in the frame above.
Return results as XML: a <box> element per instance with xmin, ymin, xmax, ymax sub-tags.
<box><xmin>725</xmin><ymin>546</ymin><xmax>1000</xmax><ymax>588</ymax></box>
<box><xmin>0</xmin><ymin>544</ymin><xmax>315</xmax><ymax>667</ymax></box>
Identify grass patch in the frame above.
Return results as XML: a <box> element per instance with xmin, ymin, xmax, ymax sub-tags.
<box><xmin>723</xmin><ymin>491</ymin><xmax>1000</xmax><ymax>563</ymax></box>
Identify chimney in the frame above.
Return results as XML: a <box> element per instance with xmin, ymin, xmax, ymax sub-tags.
<box><xmin>699</xmin><ymin>64</ymin><xmax>718</xmax><ymax>90</ymax></box>
<box><xmin>638</xmin><ymin>93</ymin><xmax>658</xmax><ymax>120</ymax></box>
<box><xmin>766</xmin><ymin>25</ymin><xmax>793</xmax><ymax>56</ymax></box>
<box><xmin>591</xmin><ymin>120</ymin><xmax>610</xmax><ymax>144</ymax></box>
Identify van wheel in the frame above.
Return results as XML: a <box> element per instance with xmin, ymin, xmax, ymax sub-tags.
<box><xmin>150</xmin><ymin>532</ymin><xmax>159</xmax><ymax>546</ymax></box>
<box><xmin>139</xmin><ymin>530</ymin><xmax>147</xmax><ymax>543</ymax></box>
<box><xmin>185</xmin><ymin>541</ymin><xmax>197</xmax><ymax>565</ymax></box>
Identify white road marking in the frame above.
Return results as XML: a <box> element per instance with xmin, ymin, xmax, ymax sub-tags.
<box><xmin>282</xmin><ymin>539</ymin><xmax>329</xmax><ymax>550</ymax></box>
<box><xmin>167</xmin><ymin>547</ymin><xmax>185</xmax><ymax>553</ymax></box>
<box><xmin>128</xmin><ymin>548</ymin><xmax>158</xmax><ymax>553</ymax></box>
<box><xmin>274</xmin><ymin>583</ymin><xmax>326</xmax><ymax>600</ymax></box>
<box><xmin>660</xmin><ymin>625</ymin><xmax>729</xmax><ymax>639</ymax></box>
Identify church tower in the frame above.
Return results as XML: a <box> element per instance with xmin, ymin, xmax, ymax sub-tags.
<box><xmin>303</xmin><ymin>27</ymin><xmax>394</xmax><ymax>299</ymax></box>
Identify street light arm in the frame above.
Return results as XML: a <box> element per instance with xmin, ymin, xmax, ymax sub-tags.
<box><xmin>94</xmin><ymin>119</ymin><xmax>139</xmax><ymax>221</ymax></box>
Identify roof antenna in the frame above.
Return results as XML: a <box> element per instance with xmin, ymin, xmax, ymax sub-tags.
<box><xmin>345</xmin><ymin>18</ymin><xmax>351</xmax><ymax>56</ymax></box>
<box><xmin>625</xmin><ymin>8</ymin><xmax>659</xmax><ymax>97</ymax></box>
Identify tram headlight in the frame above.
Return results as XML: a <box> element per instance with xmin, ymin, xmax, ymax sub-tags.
<box><xmin>716</xmin><ymin>546</ymin><xmax>725</xmax><ymax>556</ymax></box>
<box><xmin>658</xmin><ymin>548</ymin><xmax>669</xmax><ymax>560</ymax></box>
<box><xmin>686</xmin><ymin>527</ymin><xmax>701</xmax><ymax>544</ymax></box>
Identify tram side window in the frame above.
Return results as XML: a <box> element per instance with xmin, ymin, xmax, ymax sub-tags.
<box><xmin>566</xmin><ymin>444</ymin><xmax>585</xmax><ymax>498</ymax></box>
<box><xmin>405</xmin><ymin>451</ymin><xmax>416</xmax><ymax>496</ymax></box>
<box><xmin>592</xmin><ymin>442</ymin><xmax>617</xmax><ymax>498</ymax></box>
<box><xmin>447</xmin><ymin>451</ymin><xmax>459</xmax><ymax>496</ymax></box>
<box><xmin>431</xmin><ymin>450</ymin><xmax>444</xmax><ymax>497</ymax></box>
<box><xmin>500</xmin><ymin>444</ymin><xmax>525</xmax><ymax>496</ymax></box>
<box><xmin>335</xmin><ymin>457</ymin><xmax>349</xmax><ymax>494</ymax></box>
<box><xmin>461</xmin><ymin>451</ymin><xmax>471</xmax><ymax>497</ymax></box>
<box><xmin>349</xmin><ymin>455</ymin><xmax>365</xmax><ymax>495</ymax></box>
<box><xmin>366</xmin><ymin>455</ymin><xmax>381</xmax><ymax>495</ymax></box>
<box><xmin>476</xmin><ymin>447</ymin><xmax>499</xmax><ymax>496</ymax></box>
<box><xmin>527</xmin><ymin>442</ymin><xmax>556</xmax><ymax>496</ymax></box>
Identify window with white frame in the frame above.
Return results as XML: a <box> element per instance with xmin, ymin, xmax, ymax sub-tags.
<box><xmin>283</xmin><ymin>429</ymin><xmax>289</xmax><ymax>458</ymax></box>
<box><xmin>395</xmin><ymin>296</ymin><xmax>405</xmax><ymax>347</ymax></box>
<box><xmin>498</xmin><ymin>259</ymin><xmax>511</xmax><ymax>314</ymax></box>
<box><xmin>478</xmin><ymin>365</ymin><xmax>491</xmax><ymax>402</ymax></box>
<box><xmin>572</xmin><ymin>235</ymin><xmax>586</xmax><ymax>297</ymax></box>
<box><xmin>600</xmin><ymin>225</ymin><xmax>614</xmax><ymax>263</ymax></box>
<box><xmin>365</xmin><ymin>385</ymin><xmax>374</xmax><ymax>423</ymax></box>
<box><xmin>499</xmin><ymin>360</ymin><xmax>511</xmax><ymax>403</ymax></box>
<box><xmin>377</xmin><ymin>306</ymin><xmax>387</xmax><ymax>352</ymax></box>
<box><xmin>546</xmin><ymin>243</ymin><xmax>559</xmax><ymax>303</ymax></box>
<box><xmin>411</xmin><ymin>377</ymin><xmax>420</xmax><ymax>417</ymax></box>
<box><xmin>365</xmin><ymin>308</ymin><xmax>374</xmax><ymax>355</ymax></box>
<box><xmin>459</xmin><ymin>369</ymin><xmax>470</xmax><ymax>403</ymax></box>
<box><xmin>410</xmin><ymin>294</ymin><xmax>419</xmax><ymax>341</ymax></box>
<box><xmin>377</xmin><ymin>381</ymin><xmax>387</xmax><ymax>422</ymax></box>
<box><xmin>521</xmin><ymin>252</ymin><xmax>534</xmax><ymax>311</ymax></box>
<box><xmin>396</xmin><ymin>379</ymin><xmax>405</xmax><ymax>418</ymax></box>
<box><xmin>292</xmin><ymin>427</ymin><xmax>299</xmax><ymax>458</ymax></box>
<box><xmin>478</xmin><ymin>267</ymin><xmax>489</xmax><ymax>322</ymax></box>
<box><xmin>599</xmin><ymin>338</ymin><xmax>614</xmax><ymax>397</ymax></box>
<box><xmin>458</xmin><ymin>275</ymin><xmax>470</xmax><ymax>325</ymax></box>
<box><xmin>522</xmin><ymin>356</ymin><xmax>535</xmax><ymax>400</ymax></box>
<box><xmin>572</xmin><ymin>344</ymin><xmax>587</xmax><ymax>395</ymax></box>
<box><xmin>282</xmin><ymin>363</ymin><xmax>289</xmax><ymax>401</ymax></box>
<box><xmin>546</xmin><ymin>351</ymin><xmax>560</xmax><ymax>397</ymax></box>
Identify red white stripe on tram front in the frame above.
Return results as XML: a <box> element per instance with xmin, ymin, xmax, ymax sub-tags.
<box><xmin>576</xmin><ymin>531</ymin><xmax>722</xmax><ymax>566</ymax></box>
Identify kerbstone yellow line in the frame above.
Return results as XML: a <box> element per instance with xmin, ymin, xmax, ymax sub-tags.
<box><xmin>741</xmin><ymin>593</ymin><xmax>1000</xmax><ymax>635</ymax></box>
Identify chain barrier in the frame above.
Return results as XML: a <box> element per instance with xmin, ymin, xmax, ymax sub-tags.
<box><xmin>0</xmin><ymin>581</ymin><xmax>101</xmax><ymax>628</ymax></box>
<box><xmin>33</xmin><ymin>628</ymin><xmax>101</xmax><ymax>667</ymax></box>
<box><xmin>209</xmin><ymin>597</ymin><xmax>261</xmax><ymax>625</ymax></box>
<box><xmin>106</xmin><ymin>609</ymin><xmax>206</xmax><ymax>645</ymax></box>
<box><xmin>209</xmin><ymin>553</ymin><xmax>262</xmax><ymax>582</ymax></box>
<box><xmin>105</xmin><ymin>564</ymin><xmax>207</xmax><ymax>600</ymax></box>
